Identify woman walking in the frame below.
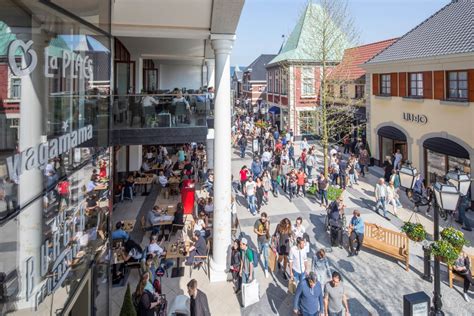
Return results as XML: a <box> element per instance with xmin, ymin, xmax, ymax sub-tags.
<box><xmin>230</xmin><ymin>239</ymin><xmax>242</xmax><ymax>293</ymax></box>
<box><xmin>272</xmin><ymin>218</ymin><xmax>294</xmax><ymax>280</ymax></box>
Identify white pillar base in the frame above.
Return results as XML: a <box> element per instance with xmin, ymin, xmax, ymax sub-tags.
<box><xmin>209</xmin><ymin>257</ymin><xmax>228</xmax><ymax>283</ymax></box>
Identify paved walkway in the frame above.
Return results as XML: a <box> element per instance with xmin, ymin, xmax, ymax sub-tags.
<box><xmin>232</xmin><ymin>141</ymin><xmax>473</xmax><ymax>316</ymax></box>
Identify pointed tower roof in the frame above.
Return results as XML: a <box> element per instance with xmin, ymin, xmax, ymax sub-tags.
<box><xmin>268</xmin><ymin>3</ymin><xmax>348</xmax><ymax>66</ymax></box>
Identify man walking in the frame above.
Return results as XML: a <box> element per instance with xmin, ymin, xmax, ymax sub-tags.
<box><xmin>254</xmin><ymin>212</ymin><xmax>270</xmax><ymax>278</ymax></box>
<box><xmin>306</xmin><ymin>150</ymin><xmax>315</xmax><ymax>179</ymax></box>
<box><xmin>238</xmin><ymin>134</ymin><xmax>247</xmax><ymax>158</ymax></box>
<box><xmin>289</xmin><ymin>237</ymin><xmax>309</xmax><ymax>284</ymax></box>
<box><xmin>270</xmin><ymin>163</ymin><xmax>280</xmax><ymax>197</ymax></box>
<box><xmin>324</xmin><ymin>272</ymin><xmax>350</xmax><ymax>316</ymax></box>
<box><xmin>245</xmin><ymin>177</ymin><xmax>257</xmax><ymax>215</ymax></box>
<box><xmin>348</xmin><ymin>210</ymin><xmax>365</xmax><ymax>256</ymax></box>
<box><xmin>187</xmin><ymin>279</ymin><xmax>211</xmax><ymax>316</ymax></box>
<box><xmin>358</xmin><ymin>146</ymin><xmax>369</xmax><ymax>177</ymax></box>
<box><xmin>293</xmin><ymin>272</ymin><xmax>323</xmax><ymax>316</ymax></box>
<box><xmin>374</xmin><ymin>178</ymin><xmax>390</xmax><ymax>220</ymax></box>
<box><xmin>288</xmin><ymin>142</ymin><xmax>296</xmax><ymax>167</ymax></box>
<box><xmin>239</xmin><ymin>238</ymin><xmax>254</xmax><ymax>284</ymax></box>
<box><xmin>296</xmin><ymin>168</ymin><xmax>307</xmax><ymax>197</ymax></box>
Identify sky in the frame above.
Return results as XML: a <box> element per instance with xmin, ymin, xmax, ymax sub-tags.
<box><xmin>231</xmin><ymin>0</ymin><xmax>449</xmax><ymax>67</ymax></box>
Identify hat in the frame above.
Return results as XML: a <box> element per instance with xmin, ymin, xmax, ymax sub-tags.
<box><xmin>240</xmin><ymin>237</ymin><xmax>248</xmax><ymax>245</ymax></box>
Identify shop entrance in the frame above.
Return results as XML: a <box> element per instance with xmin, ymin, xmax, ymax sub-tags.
<box><xmin>377</xmin><ymin>126</ymin><xmax>408</xmax><ymax>166</ymax></box>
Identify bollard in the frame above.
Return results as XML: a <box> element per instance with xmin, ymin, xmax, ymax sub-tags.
<box><xmin>422</xmin><ymin>244</ymin><xmax>433</xmax><ymax>282</ymax></box>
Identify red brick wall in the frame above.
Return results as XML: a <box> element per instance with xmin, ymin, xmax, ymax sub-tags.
<box><xmin>294</xmin><ymin>66</ymin><xmax>319</xmax><ymax>107</ymax></box>
<box><xmin>0</xmin><ymin>64</ymin><xmax>9</xmax><ymax>101</ymax></box>
<box><xmin>281</xmin><ymin>96</ymin><xmax>288</xmax><ymax>105</ymax></box>
<box><xmin>295</xmin><ymin>67</ymin><xmax>301</xmax><ymax>102</ymax></box>
<box><xmin>268</xmin><ymin>94</ymin><xmax>273</xmax><ymax>102</ymax></box>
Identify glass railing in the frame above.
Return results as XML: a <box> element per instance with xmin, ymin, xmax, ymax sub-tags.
<box><xmin>111</xmin><ymin>93</ymin><xmax>213</xmax><ymax>129</ymax></box>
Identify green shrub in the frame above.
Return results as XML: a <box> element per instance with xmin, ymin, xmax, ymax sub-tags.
<box><xmin>327</xmin><ymin>186</ymin><xmax>343</xmax><ymax>201</ymax></box>
<box><xmin>401</xmin><ymin>222</ymin><xmax>427</xmax><ymax>242</ymax></box>
<box><xmin>120</xmin><ymin>283</ymin><xmax>137</xmax><ymax>316</ymax></box>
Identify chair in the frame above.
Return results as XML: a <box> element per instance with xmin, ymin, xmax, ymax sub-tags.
<box><xmin>169</xmin><ymin>182</ymin><xmax>180</xmax><ymax>196</ymax></box>
<box><xmin>190</xmin><ymin>240</ymin><xmax>210</xmax><ymax>278</ymax></box>
<box><xmin>112</xmin><ymin>238</ymin><xmax>125</xmax><ymax>250</ymax></box>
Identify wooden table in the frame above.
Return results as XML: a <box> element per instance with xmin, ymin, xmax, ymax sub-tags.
<box><xmin>195</xmin><ymin>189</ymin><xmax>209</xmax><ymax>200</ymax></box>
<box><xmin>164</xmin><ymin>232</ymin><xmax>190</xmax><ymax>278</ymax></box>
<box><xmin>94</xmin><ymin>184</ymin><xmax>108</xmax><ymax>191</ymax></box>
<box><xmin>112</xmin><ymin>248</ymin><xmax>126</xmax><ymax>264</ymax></box>
<box><xmin>134</xmin><ymin>177</ymin><xmax>154</xmax><ymax>195</ymax></box>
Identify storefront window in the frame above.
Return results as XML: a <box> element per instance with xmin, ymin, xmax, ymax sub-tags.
<box><xmin>299</xmin><ymin>111</ymin><xmax>317</xmax><ymax>135</ymax></box>
<box><xmin>381</xmin><ymin>137</ymin><xmax>393</xmax><ymax>162</ymax></box>
<box><xmin>426</xmin><ymin>149</ymin><xmax>446</xmax><ymax>183</ymax></box>
<box><xmin>448</xmin><ymin>156</ymin><xmax>470</xmax><ymax>174</ymax></box>
<box><xmin>0</xmin><ymin>0</ymin><xmax>111</xmax><ymax>314</ymax></box>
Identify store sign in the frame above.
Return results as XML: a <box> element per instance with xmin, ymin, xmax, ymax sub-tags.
<box><xmin>25</xmin><ymin>206</ymin><xmax>86</xmax><ymax>310</ymax></box>
<box><xmin>8</xmin><ymin>39</ymin><xmax>94</xmax><ymax>79</ymax></box>
<box><xmin>403</xmin><ymin>112</ymin><xmax>428</xmax><ymax>125</ymax></box>
<box><xmin>6</xmin><ymin>124</ymin><xmax>93</xmax><ymax>178</ymax></box>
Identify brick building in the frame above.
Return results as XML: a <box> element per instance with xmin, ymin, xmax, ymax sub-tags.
<box><xmin>242</xmin><ymin>54</ymin><xmax>276</xmax><ymax>109</ymax></box>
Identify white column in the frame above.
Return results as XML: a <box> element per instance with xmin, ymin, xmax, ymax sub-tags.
<box><xmin>206</xmin><ymin>129</ymin><xmax>215</xmax><ymax>170</ymax></box>
<box><xmin>205</xmin><ymin>58</ymin><xmax>215</xmax><ymax>89</ymax></box>
<box><xmin>209</xmin><ymin>34</ymin><xmax>235</xmax><ymax>282</ymax></box>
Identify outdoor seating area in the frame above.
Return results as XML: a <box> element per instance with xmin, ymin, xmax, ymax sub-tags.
<box><xmin>110</xmin><ymin>142</ymin><xmax>219</xmax><ymax>314</ymax></box>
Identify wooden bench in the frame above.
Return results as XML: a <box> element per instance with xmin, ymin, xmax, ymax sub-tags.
<box><xmin>448</xmin><ymin>254</ymin><xmax>474</xmax><ymax>288</ymax></box>
<box><xmin>363</xmin><ymin>223</ymin><xmax>410</xmax><ymax>271</ymax></box>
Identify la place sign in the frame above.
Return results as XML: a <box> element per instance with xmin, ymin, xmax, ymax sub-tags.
<box><xmin>403</xmin><ymin>112</ymin><xmax>428</xmax><ymax>125</ymax></box>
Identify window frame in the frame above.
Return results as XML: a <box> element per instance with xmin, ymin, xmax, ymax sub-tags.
<box><xmin>301</xmin><ymin>67</ymin><xmax>315</xmax><ymax>97</ymax></box>
<box><xmin>355</xmin><ymin>84</ymin><xmax>365</xmax><ymax>99</ymax></box>
<box><xmin>446</xmin><ymin>70</ymin><xmax>468</xmax><ymax>101</ymax></box>
<box><xmin>9</xmin><ymin>77</ymin><xmax>21</xmax><ymax>99</ymax></box>
<box><xmin>281</xmin><ymin>69</ymin><xmax>287</xmax><ymax>95</ymax></box>
<box><xmin>339</xmin><ymin>84</ymin><xmax>348</xmax><ymax>98</ymax></box>
<box><xmin>380</xmin><ymin>74</ymin><xmax>391</xmax><ymax>95</ymax></box>
<box><xmin>409</xmin><ymin>72</ymin><xmax>424</xmax><ymax>97</ymax></box>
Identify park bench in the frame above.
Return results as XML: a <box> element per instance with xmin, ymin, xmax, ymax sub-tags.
<box><xmin>448</xmin><ymin>254</ymin><xmax>474</xmax><ymax>289</ymax></box>
<box><xmin>363</xmin><ymin>223</ymin><xmax>410</xmax><ymax>271</ymax></box>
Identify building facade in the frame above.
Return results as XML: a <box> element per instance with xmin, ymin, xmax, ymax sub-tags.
<box><xmin>242</xmin><ymin>54</ymin><xmax>276</xmax><ymax>108</ymax></box>
<box><xmin>363</xmin><ymin>0</ymin><xmax>474</xmax><ymax>201</ymax></box>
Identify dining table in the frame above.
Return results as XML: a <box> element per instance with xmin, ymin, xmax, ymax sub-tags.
<box><xmin>134</xmin><ymin>176</ymin><xmax>154</xmax><ymax>195</ymax></box>
<box><xmin>164</xmin><ymin>230</ymin><xmax>190</xmax><ymax>278</ymax></box>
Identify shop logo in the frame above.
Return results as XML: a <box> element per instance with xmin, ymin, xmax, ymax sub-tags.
<box><xmin>403</xmin><ymin>112</ymin><xmax>428</xmax><ymax>125</ymax></box>
<box><xmin>8</xmin><ymin>39</ymin><xmax>38</xmax><ymax>76</ymax></box>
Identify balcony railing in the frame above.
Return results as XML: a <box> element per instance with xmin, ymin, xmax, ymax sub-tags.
<box><xmin>112</xmin><ymin>94</ymin><xmax>213</xmax><ymax>129</ymax></box>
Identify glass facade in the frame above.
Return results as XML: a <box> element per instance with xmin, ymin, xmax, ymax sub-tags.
<box><xmin>0</xmin><ymin>0</ymin><xmax>111</xmax><ymax>314</ymax></box>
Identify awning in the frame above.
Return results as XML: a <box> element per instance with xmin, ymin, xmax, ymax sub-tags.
<box><xmin>268</xmin><ymin>106</ymin><xmax>280</xmax><ymax>114</ymax></box>
<box><xmin>423</xmin><ymin>137</ymin><xmax>469</xmax><ymax>159</ymax></box>
<box><xmin>377</xmin><ymin>126</ymin><xmax>406</xmax><ymax>142</ymax></box>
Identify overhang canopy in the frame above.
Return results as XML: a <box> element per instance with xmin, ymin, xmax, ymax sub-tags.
<box><xmin>377</xmin><ymin>126</ymin><xmax>406</xmax><ymax>142</ymax></box>
<box><xmin>423</xmin><ymin>137</ymin><xmax>470</xmax><ymax>159</ymax></box>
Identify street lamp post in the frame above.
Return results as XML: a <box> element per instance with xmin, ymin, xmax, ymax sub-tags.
<box><xmin>399</xmin><ymin>163</ymin><xmax>462</xmax><ymax>316</ymax></box>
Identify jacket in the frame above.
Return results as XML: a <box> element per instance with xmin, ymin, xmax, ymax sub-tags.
<box><xmin>191</xmin><ymin>289</ymin><xmax>211</xmax><ymax>316</ymax></box>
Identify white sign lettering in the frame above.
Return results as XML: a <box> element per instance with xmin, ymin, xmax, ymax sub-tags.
<box><xmin>8</xmin><ymin>39</ymin><xmax>38</xmax><ymax>76</ymax></box>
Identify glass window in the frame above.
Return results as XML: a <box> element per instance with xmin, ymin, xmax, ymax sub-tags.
<box><xmin>447</xmin><ymin>71</ymin><xmax>468</xmax><ymax>100</ymax></box>
<box><xmin>340</xmin><ymin>84</ymin><xmax>348</xmax><ymax>98</ymax></box>
<box><xmin>409</xmin><ymin>72</ymin><xmax>423</xmax><ymax>97</ymax></box>
<box><xmin>299</xmin><ymin>110</ymin><xmax>317</xmax><ymax>135</ymax></box>
<box><xmin>426</xmin><ymin>149</ymin><xmax>446</xmax><ymax>184</ymax></box>
<box><xmin>10</xmin><ymin>78</ymin><xmax>21</xmax><ymax>98</ymax></box>
<box><xmin>355</xmin><ymin>84</ymin><xmax>365</xmax><ymax>99</ymax></box>
<box><xmin>275</xmin><ymin>71</ymin><xmax>279</xmax><ymax>94</ymax></box>
<box><xmin>448</xmin><ymin>156</ymin><xmax>471</xmax><ymax>175</ymax></box>
<box><xmin>281</xmin><ymin>70</ymin><xmax>287</xmax><ymax>95</ymax></box>
<box><xmin>301</xmin><ymin>67</ymin><xmax>315</xmax><ymax>96</ymax></box>
<box><xmin>268</xmin><ymin>74</ymin><xmax>272</xmax><ymax>93</ymax></box>
<box><xmin>380</xmin><ymin>74</ymin><xmax>391</xmax><ymax>95</ymax></box>
<box><xmin>381</xmin><ymin>137</ymin><xmax>393</xmax><ymax>164</ymax></box>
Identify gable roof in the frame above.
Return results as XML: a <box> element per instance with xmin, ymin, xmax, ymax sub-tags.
<box><xmin>268</xmin><ymin>3</ymin><xmax>349</xmax><ymax>65</ymax></box>
<box><xmin>244</xmin><ymin>54</ymin><xmax>277</xmax><ymax>81</ymax></box>
<box><xmin>330</xmin><ymin>38</ymin><xmax>398</xmax><ymax>81</ymax></box>
<box><xmin>366</xmin><ymin>0</ymin><xmax>474</xmax><ymax>64</ymax></box>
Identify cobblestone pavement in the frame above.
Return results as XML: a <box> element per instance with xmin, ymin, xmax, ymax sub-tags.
<box><xmin>231</xmin><ymin>142</ymin><xmax>474</xmax><ymax>316</ymax></box>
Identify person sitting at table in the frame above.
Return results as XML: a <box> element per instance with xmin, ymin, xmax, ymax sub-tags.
<box><xmin>194</xmin><ymin>211</ymin><xmax>210</xmax><ymax>239</ymax></box>
<box><xmin>86</xmin><ymin>175</ymin><xmax>98</xmax><ymax>193</ymax></box>
<box><xmin>204</xmin><ymin>197</ymin><xmax>214</xmax><ymax>215</ymax></box>
<box><xmin>147</xmin><ymin>234</ymin><xmax>166</xmax><ymax>257</ymax></box>
<box><xmin>162</xmin><ymin>155</ymin><xmax>172</xmax><ymax>170</ymax></box>
<box><xmin>202</xmin><ymin>173</ymin><xmax>214</xmax><ymax>194</ymax></box>
<box><xmin>141</xmin><ymin>160</ymin><xmax>151</xmax><ymax>173</ymax></box>
<box><xmin>122</xmin><ymin>239</ymin><xmax>144</xmax><ymax>264</ymax></box>
<box><xmin>147</xmin><ymin>206</ymin><xmax>162</xmax><ymax>235</ymax></box>
<box><xmin>197</xmin><ymin>198</ymin><xmax>206</xmax><ymax>214</ymax></box>
<box><xmin>183</xmin><ymin>159</ymin><xmax>194</xmax><ymax>177</ymax></box>
<box><xmin>186</xmin><ymin>230</ymin><xmax>207</xmax><ymax>266</ymax></box>
<box><xmin>173</xmin><ymin>202</ymin><xmax>185</xmax><ymax>226</ymax></box>
<box><xmin>158</xmin><ymin>171</ymin><xmax>168</xmax><ymax>188</ymax></box>
<box><xmin>177</xmin><ymin>146</ymin><xmax>186</xmax><ymax>163</ymax></box>
<box><xmin>112</xmin><ymin>221</ymin><xmax>130</xmax><ymax>241</ymax></box>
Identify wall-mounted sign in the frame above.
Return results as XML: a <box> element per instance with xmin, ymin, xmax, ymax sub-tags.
<box><xmin>403</xmin><ymin>112</ymin><xmax>428</xmax><ymax>125</ymax></box>
<box><xmin>8</xmin><ymin>39</ymin><xmax>94</xmax><ymax>79</ymax></box>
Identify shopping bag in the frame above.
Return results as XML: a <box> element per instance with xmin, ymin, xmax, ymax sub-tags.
<box><xmin>268</xmin><ymin>248</ymin><xmax>277</xmax><ymax>272</ymax></box>
<box><xmin>241</xmin><ymin>280</ymin><xmax>260</xmax><ymax>307</ymax></box>
<box><xmin>288</xmin><ymin>279</ymin><xmax>297</xmax><ymax>295</ymax></box>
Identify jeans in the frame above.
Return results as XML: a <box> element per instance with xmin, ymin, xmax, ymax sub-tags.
<box><xmin>262</xmin><ymin>161</ymin><xmax>269</xmax><ymax>170</ymax></box>
<box><xmin>328</xmin><ymin>311</ymin><xmax>343</xmax><ymax>316</ymax></box>
<box><xmin>306</xmin><ymin>166</ymin><xmax>313</xmax><ymax>179</ymax></box>
<box><xmin>376</xmin><ymin>198</ymin><xmax>388</xmax><ymax>217</ymax></box>
<box><xmin>339</xmin><ymin>174</ymin><xmax>346</xmax><ymax>189</ymax></box>
<box><xmin>292</xmin><ymin>269</ymin><xmax>305</xmax><ymax>284</ymax></box>
<box><xmin>271</xmin><ymin>179</ymin><xmax>279</xmax><ymax>196</ymax></box>
<box><xmin>4</xmin><ymin>195</ymin><xmax>18</xmax><ymax>212</ymax></box>
<box><xmin>247</xmin><ymin>194</ymin><xmax>257</xmax><ymax>214</ymax></box>
<box><xmin>240</xmin><ymin>146</ymin><xmax>246</xmax><ymax>158</ymax></box>
<box><xmin>320</xmin><ymin>189</ymin><xmax>328</xmax><ymax>206</ymax></box>
<box><xmin>332</xmin><ymin>173</ymin><xmax>339</xmax><ymax>185</ymax></box>
<box><xmin>258</xmin><ymin>241</ymin><xmax>269</xmax><ymax>271</ymax></box>
<box><xmin>289</xmin><ymin>185</ymin><xmax>297</xmax><ymax>201</ymax></box>
<box><xmin>281</xmin><ymin>176</ymin><xmax>288</xmax><ymax>193</ymax></box>
<box><xmin>242</xmin><ymin>271</ymin><xmax>253</xmax><ymax>284</ymax></box>
<box><xmin>349</xmin><ymin>173</ymin><xmax>356</xmax><ymax>185</ymax></box>
<box><xmin>297</xmin><ymin>184</ymin><xmax>306</xmax><ymax>196</ymax></box>
<box><xmin>359</xmin><ymin>164</ymin><xmax>366</xmax><ymax>177</ymax></box>
<box><xmin>290</xmin><ymin>156</ymin><xmax>296</xmax><ymax>167</ymax></box>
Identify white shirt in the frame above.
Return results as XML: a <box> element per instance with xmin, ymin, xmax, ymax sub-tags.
<box><xmin>245</xmin><ymin>181</ymin><xmax>256</xmax><ymax>196</ymax></box>
<box><xmin>194</xmin><ymin>219</ymin><xmax>205</xmax><ymax>232</ymax></box>
<box><xmin>148</xmin><ymin>243</ymin><xmax>164</xmax><ymax>256</ymax></box>
<box><xmin>142</xmin><ymin>95</ymin><xmax>158</xmax><ymax>107</ymax></box>
<box><xmin>204</xmin><ymin>204</ymin><xmax>214</xmax><ymax>214</ymax></box>
<box><xmin>330</xmin><ymin>148</ymin><xmax>337</xmax><ymax>157</ymax></box>
<box><xmin>158</xmin><ymin>176</ymin><xmax>168</xmax><ymax>187</ymax></box>
<box><xmin>292</xmin><ymin>224</ymin><xmax>306</xmax><ymax>239</ymax></box>
<box><xmin>262</xmin><ymin>151</ymin><xmax>272</xmax><ymax>163</ymax></box>
<box><xmin>289</xmin><ymin>245</ymin><xmax>307</xmax><ymax>274</ymax></box>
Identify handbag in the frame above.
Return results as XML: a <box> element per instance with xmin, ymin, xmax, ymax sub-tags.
<box><xmin>242</xmin><ymin>280</ymin><xmax>260</xmax><ymax>307</ymax></box>
<box><xmin>288</xmin><ymin>280</ymin><xmax>297</xmax><ymax>295</ymax></box>
<box><xmin>268</xmin><ymin>248</ymin><xmax>277</xmax><ymax>272</ymax></box>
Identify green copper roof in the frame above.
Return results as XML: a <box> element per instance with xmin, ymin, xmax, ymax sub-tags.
<box><xmin>0</xmin><ymin>22</ymin><xmax>19</xmax><ymax>56</ymax></box>
<box><xmin>269</xmin><ymin>3</ymin><xmax>349</xmax><ymax>65</ymax></box>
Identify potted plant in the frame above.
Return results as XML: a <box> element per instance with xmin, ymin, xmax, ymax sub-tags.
<box><xmin>401</xmin><ymin>222</ymin><xmax>427</xmax><ymax>242</ymax></box>
<box><xmin>440</xmin><ymin>227</ymin><xmax>468</xmax><ymax>252</ymax></box>
<box><xmin>431</xmin><ymin>240</ymin><xmax>459</xmax><ymax>266</ymax></box>
<box><xmin>120</xmin><ymin>283</ymin><xmax>137</xmax><ymax>316</ymax></box>
<box><xmin>327</xmin><ymin>186</ymin><xmax>343</xmax><ymax>201</ymax></box>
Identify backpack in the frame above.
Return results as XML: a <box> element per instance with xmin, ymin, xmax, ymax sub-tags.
<box><xmin>248</xmin><ymin>248</ymin><xmax>259</xmax><ymax>268</ymax></box>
